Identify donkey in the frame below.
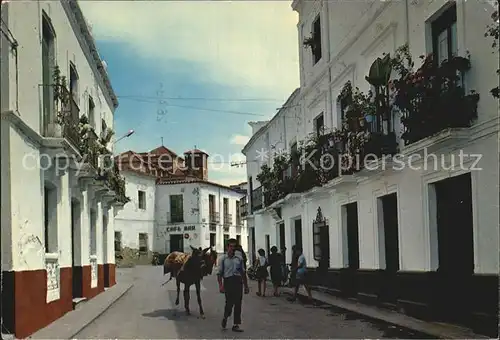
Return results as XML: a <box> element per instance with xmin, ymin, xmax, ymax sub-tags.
<box><xmin>163</xmin><ymin>246</ymin><xmax>216</xmax><ymax>318</ymax></box>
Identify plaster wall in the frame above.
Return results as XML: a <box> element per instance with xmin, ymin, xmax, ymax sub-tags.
<box><xmin>3</xmin><ymin>0</ymin><xmax>115</xmax><ymax>134</ymax></box>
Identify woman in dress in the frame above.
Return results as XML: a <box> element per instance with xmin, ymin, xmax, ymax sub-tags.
<box><xmin>268</xmin><ymin>246</ymin><xmax>284</xmax><ymax>296</ymax></box>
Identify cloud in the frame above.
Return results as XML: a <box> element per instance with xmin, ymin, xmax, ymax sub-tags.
<box><xmin>230</xmin><ymin>134</ymin><xmax>250</xmax><ymax>146</ymax></box>
<box><xmin>79</xmin><ymin>1</ymin><xmax>299</xmax><ymax>99</ymax></box>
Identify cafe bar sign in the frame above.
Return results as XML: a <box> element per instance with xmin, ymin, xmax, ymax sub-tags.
<box><xmin>166</xmin><ymin>225</ymin><xmax>196</xmax><ymax>233</ymax></box>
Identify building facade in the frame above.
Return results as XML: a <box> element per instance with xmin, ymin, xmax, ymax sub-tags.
<box><xmin>243</xmin><ymin>0</ymin><xmax>499</xmax><ymax>336</ymax></box>
<box><xmin>0</xmin><ymin>0</ymin><xmax>125</xmax><ymax>337</ymax></box>
<box><xmin>114</xmin><ymin>147</ymin><xmax>249</xmax><ymax>263</ymax></box>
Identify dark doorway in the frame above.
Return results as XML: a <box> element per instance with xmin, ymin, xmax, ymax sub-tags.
<box><xmin>169</xmin><ymin>234</ymin><xmax>184</xmax><ymax>253</ymax></box>
<box><xmin>279</xmin><ymin>223</ymin><xmax>286</xmax><ymax>261</ymax></box>
<box><xmin>294</xmin><ymin>219</ymin><xmax>303</xmax><ymax>250</ymax></box>
<box><xmin>380</xmin><ymin>193</ymin><xmax>399</xmax><ymax>304</ymax></box>
<box><xmin>265</xmin><ymin>235</ymin><xmax>270</xmax><ymax>257</ymax></box>
<box><xmin>434</xmin><ymin>173</ymin><xmax>474</xmax><ymax>322</ymax></box>
<box><xmin>251</xmin><ymin>227</ymin><xmax>256</xmax><ymax>265</ymax></box>
<box><xmin>210</xmin><ymin>233</ymin><xmax>216</xmax><ymax>247</ymax></box>
<box><xmin>312</xmin><ymin>207</ymin><xmax>330</xmax><ymax>274</ymax></box>
<box><xmin>345</xmin><ymin>202</ymin><xmax>359</xmax><ymax>296</ymax></box>
<box><xmin>71</xmin><ymin>200</ymin><xmax>82</xmax><ymax>299</ymax></box>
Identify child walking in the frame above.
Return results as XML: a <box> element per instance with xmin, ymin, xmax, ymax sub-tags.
<box><xmin>255</xmin><ymin>249</ymin><xmax>268</xmax><ymax>296</ymax></box>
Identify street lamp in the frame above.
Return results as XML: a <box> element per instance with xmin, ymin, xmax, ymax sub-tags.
<box><xmin>114</xmin><ymin>129</ymin><xmax>135</xmax><ymax>144</ymax></box>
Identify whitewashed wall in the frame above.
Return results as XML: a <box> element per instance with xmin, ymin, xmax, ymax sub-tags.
<box><xmin>1</xmin><ymin>0</ymin><xmax>116</xmax><ymax>274</ymax></box>
<box><xmin>114</xmin><ymin>171</ymin><xmax>156</xmax><ymax>251</ymax></box>
<box><xmin>199</xmin><ymin>184</ymin><xmax>246</xmax><ymax>253</ymax></box>
<box><xmin>3</xmin><ymin>0</ymin><xmax>115</xmax><ymax>135</ymax></box>
<box><xmin>245</xmin><ymin>0</ymin><xmax>499</xmax><ymax>277</ymax></box>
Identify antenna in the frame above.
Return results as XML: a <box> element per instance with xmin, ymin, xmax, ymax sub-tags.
<box><xmin>161</xmin><ymin>137</ymin><xmax>164</xmax><ymax>146</ymax></box>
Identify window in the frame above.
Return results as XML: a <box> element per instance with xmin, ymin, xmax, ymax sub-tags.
<box><xmin>88</xmin><ymin>96</ymin><xmax>95</xmax><ymax>128</ymax></box>
<box><xmin>315</xmin><ymin>113</ymin><xmax>325</xmax><ymax>136</ymax></box>
<box><xmin>312</xmin><ymin>15</ymin><xmax>322</xmax><ymax>64</ymax></box>
<box><xmin>101</xmin><ymin>118</ymin><xmax>107</xmax><ymax>139</ymax></box>
<box><xmin>41</xmin><ymin>13</ymin><xmax>55</xmax><ymax>134</ymax></box>
<box><xmin>138</xmin><ymin>190</ymin><xmax>146</xmax><ymax>210</ymax></box>
<box><xmin>170</xmin><ymin>194</ymin><xmax>184</xmax><ymax>222</ymax></box>
<box><xmin>210</xmin><ymin>233</ymin><xmax>216</xmax><ymax>247</ymax></box>
<box><xmin>90</xmin><ymin>209</ymin><xmax>97</xmax><ymax>255</ymax></box>
<box><xmin>69</xmin><ymin>63</ymin><xmax>79</xmax><ymax>104</ymax></box>
<box><xmin>114</xmin><ymin>231</ymin><xmax>122</xmax><ymax>251</ymax></box>
<box><xmin>235</xmin><ymin>201</ymin><xmax>241</xmax><ymax>225</ymax></box>
<box><xmin>224</xmin><ymin>234</ymin><xmax>230</xmax><ymax>248</ymax></box>
<box><xmin>223</xmin><ymin>198</ymin><xmax>230</xmax><ymax>226</ymax></box>
<box><xmin>431</xmin><ymin>4</ymin><xmax>457</xmax><ymax>65</ymax></box>
<box><xmin>139</xmin><ymin>233</ymin><xmax>148</xmax><ymax>253</ymax></box>
<box><xmin>290</xmin><ymin>142</ymin><xmax>298</xmax><ymax>178</ymax></box>
<box><xmin>44</xmin><ymin>185</ymin><xmax>58</xmax><ymax>253</ymax></box>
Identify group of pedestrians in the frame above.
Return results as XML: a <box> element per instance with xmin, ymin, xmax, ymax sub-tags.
<box><xmin>216</xmin><ymin>239</ymin><xmax>314</xmax><ymax>332</ymax></box>
<box><xmin>253</xmin><ymin>245</ymin><xmax>313</xmax><ymax>301</ymax></box>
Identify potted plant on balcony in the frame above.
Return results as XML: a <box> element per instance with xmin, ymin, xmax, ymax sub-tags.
<box><xmin>52</xmin><ymin>66</ymin><xmax>70</xmax><ymax>136</ymax></box>
<box><xmin>390</xmin><ymin>44</ymin><xmax>480</xmax><ymax>144</ymax></box>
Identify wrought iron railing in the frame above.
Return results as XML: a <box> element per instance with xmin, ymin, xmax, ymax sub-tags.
<box><xmin>209</xmin><ymin>211</ymin><xmax>220</xmax><ymax>223</ymax></box>
<box><xmin>251</xmin><ymin>186</ymin><xmax>263</xmax><ymax>212</ymax></box>
<box><xmin>223</xmin><ymin>213</ymin><xmax>232</xmax><ymax>227</ymax></box>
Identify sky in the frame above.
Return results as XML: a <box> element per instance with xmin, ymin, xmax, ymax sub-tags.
<box><xmin>79</xmin><ymin>1</ymin><xmax>300</xmax><ymax>186</ymax></box>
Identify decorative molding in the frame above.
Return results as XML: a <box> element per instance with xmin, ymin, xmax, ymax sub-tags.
<box><xmin>360</xmin><ymin>22</ymin><xmax>398</xmax><ymax>57</ymax></box>
<box><xmin>329</xmin><ymin>63</ymin><xmax>356</xmax><ymax>90</ymax></box>
<box><xmin>1</xmin><ymin>110</ymin><xmax>43</xmax><ymax>147</ymax></box>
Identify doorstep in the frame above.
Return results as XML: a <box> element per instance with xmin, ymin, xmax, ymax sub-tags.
<box><xmin>276</xmin><ymin>283</ymin><xmax>489</xmax><ymax>339</ymax></box>
<box><xmin>29</xmin><ymin>282</ymin><xmax>133</xmax><ymax>339</ymax></box>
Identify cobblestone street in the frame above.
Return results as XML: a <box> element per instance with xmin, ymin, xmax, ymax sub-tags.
<box><xmin>74</xmin><ymin>267</ymin><xmax>433</xmax><ymax>339</ymax></box>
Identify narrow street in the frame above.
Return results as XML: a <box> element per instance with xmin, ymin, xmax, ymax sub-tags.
<box><xmin>75</xmin><ymin>266</ymin><xmax>433</xmax><ymax>339</ymax></box>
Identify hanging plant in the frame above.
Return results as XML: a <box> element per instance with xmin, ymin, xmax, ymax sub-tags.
<box><xmin>53</xmin><ymin>66</ymin><xmax>70</xmax><ymax>126</ymax></box>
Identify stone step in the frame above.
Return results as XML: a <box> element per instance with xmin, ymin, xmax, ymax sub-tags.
<box><xmin>72</xmin><ymin>297</ymin><xmax>87</xmax><ymax>310</ymax></box>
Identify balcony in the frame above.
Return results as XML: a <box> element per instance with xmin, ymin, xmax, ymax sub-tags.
<box><xmin>391</xmin><ymin>51</ymin><xmax>479</xmax><ymax>147</ymax></box>
<box><xmin>251</xmin><ymin>186</ymin><xmax>263</xmax><ymax>212</ymax></box>
<box><xmin>209</xmin><ymin>211</ymin><xmax>220</xmax><ymax>223</ymax></box>
<box><xmin>209</xmin><ymin>224</ymin><xmax>217</xmax><ymax>232</ymax></box>
<box><xmin>168</xmin><ymin>211</ymin><xmax>184</xmax><ymax>223</ymax></box>
<box><xmin>223</xmin><ymin>213</ymin><xmax>232</xmax><ymax>227</ymax></box>
<box><xmin>223</xmin><ymin>226</ymin><xmax>229</xmax><ymax>233</ymax></box>
<box><xmin>43</xmin><ymin>85</ymin><xmax>80</xmax><ymax>149</ymax></box>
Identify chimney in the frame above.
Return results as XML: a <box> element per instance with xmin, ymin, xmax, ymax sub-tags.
<box><xmin>183</xmin><ymin>149</ymin><xmax>209</xmax><ymax>180</ymax></box>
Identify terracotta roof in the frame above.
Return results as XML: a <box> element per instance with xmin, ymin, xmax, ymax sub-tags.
<box><xmin>157</xmin><ymin>178</ymin><xmax>244</xmax><ymax>193</ymax></box>
<box><xmin>184</xmin><ymin>148</ymin><xmax>209</xmax><ymax>156</ymax></box>
<box><xmin>149</xmin><ymin>146</ymin><xmax>183</xmax><ymax>159</ymax></box>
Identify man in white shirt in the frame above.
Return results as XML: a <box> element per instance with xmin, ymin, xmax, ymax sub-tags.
<box><xmin>217</xmin><ymin>238</ymin><xmax>249</xmax><ymax>332</ymax></box>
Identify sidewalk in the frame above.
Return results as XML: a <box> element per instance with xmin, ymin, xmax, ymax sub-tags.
<box><xmin>29</xmin><ymin>280</ymin><xmax>133</xmax><ymax>339</ymax></box>
<box><xmin>277</xmin><ymin>282</ymin><xmax>490</xmax><ymax>339</ymax></box>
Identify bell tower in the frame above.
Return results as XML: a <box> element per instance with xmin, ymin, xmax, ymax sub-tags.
<box><xmin>184</xmin><ymin>149</ymin><xmax>209</xmax><ymax>180</ymax></box>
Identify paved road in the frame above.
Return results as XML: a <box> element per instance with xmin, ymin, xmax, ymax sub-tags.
<box><xmin>75</xmin><ymin>266</ymin><xmax>433</xmax><ymax>339</ymax></box>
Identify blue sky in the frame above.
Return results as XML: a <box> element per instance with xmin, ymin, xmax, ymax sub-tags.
<box><xmin>80</xmin><ymin>1</ymin><xmax>299</xmax><ymax>185</ymax></box>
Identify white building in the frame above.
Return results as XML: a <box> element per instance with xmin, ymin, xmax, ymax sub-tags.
<box><xmin>113</xmin><ymin>151</ymin><xmax>156</xmax><ymax>263</ymax></box>
<box><xmin>1</xmin><ymin>0</ymin><xmax>124</xmax><ymax>337</ymax></box>
<box><xmin>243</xmin><ymin>0</ymin><xmax>499</xmax><ymax>336</ymax></box>
<box><xmin>114</xmin><ymin>147</ymin><xmax>249</xmax><ymax>261</ymax></box>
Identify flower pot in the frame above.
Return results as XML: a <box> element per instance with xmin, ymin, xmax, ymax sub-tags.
<box><xmin>365</xmin><ymin>114</ymin><xmax>375</xmax><ymax>123</ymax></box>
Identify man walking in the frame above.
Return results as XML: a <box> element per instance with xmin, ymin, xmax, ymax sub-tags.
<box><xmin>217</xmin><ymin>238</ymin><xmax>249</xmax><ymax>332</ymax></box>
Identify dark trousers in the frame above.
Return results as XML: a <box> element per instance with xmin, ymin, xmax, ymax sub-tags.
<box><xmin>223</xmin><ymin>276</ymin><xmax>243</xmax><ymax>324</ymax></box>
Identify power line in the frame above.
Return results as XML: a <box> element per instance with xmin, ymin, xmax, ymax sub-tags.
<box><xmin>118</xmin><ymin>94</ymin><xmax>283</xmax><ymax>102</ymax></box>
<box><xmin>119</xmin><ymin>97</ymin><xmax>266</xmax><ymax>117</ymax></box>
